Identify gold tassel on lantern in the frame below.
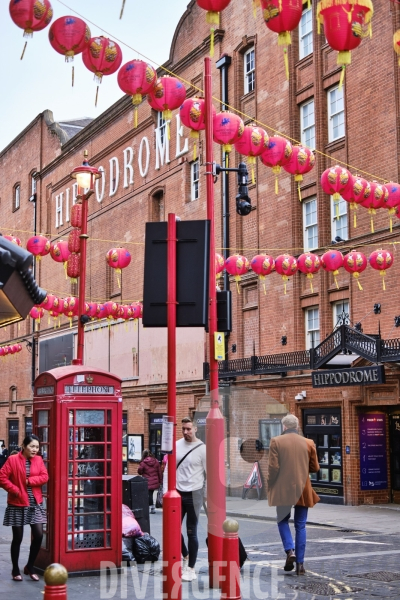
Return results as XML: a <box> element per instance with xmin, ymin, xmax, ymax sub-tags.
<box><xmin>380</xmin><ymin>270</ymin><xmax>386</xmax><ymax>291</ymax></box>
<box><xmin>307</xmin><ymin>273</ymin><xmax>314</xmax><ymax>293</ymax></box>
<box><xmin>234</xmin><ymin>275</ymin><xmax>241</xmax><ymax>294</ymax></box>
<box><xmin>206</xmin><ymin>11</ymin><xmax>220</xmax><ymax>58</ymax></box>
<box><xmin>272</xmin><ymin>165</ymin><xmax>281</xmax><ymax>194</ymax></box>
<box><xmin>333</xmin><ymin>269</ymin><xmax>339</xmax><ymax>290</ymax></box>
<box><xmin>282</xmin><ymin>275</ymin><xmax>288</xmax><ymax>295</ymax></box>
<box><xmin>190</xmin><ymin>130</ymin><xmax>199</xmax><ymax>161</ymax></box>
<box><xmin>353</xmin><ymin>272</ymin><xmax>363</xmax><ymax>291</ymax></box>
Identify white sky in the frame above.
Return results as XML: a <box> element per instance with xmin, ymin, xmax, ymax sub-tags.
<box><xmin>0</xmin><ymin>0</ymin><xmax>190</xmax><ymax>151</ymax></box>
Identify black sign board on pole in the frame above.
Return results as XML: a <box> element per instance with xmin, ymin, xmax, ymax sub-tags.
<box><xmin>142</xmin><ymin>220</ymin><xmax>210</xmax><ymax>327</ymax></box>
<box><xmin>312</xmin><ymin>365</ymin><xmax>385</xmax><ymax>388</ymax></box>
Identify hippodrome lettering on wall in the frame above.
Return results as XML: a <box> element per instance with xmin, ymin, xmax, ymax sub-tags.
<box><xmin>312</xmin><ymin>365</ymin><xmax>385</xmax><ymax>388</ymax></box>
<box><xmin>54</xmin><ymin>115</ymin><xmax>189</xmax><ymax>229</ymax></box>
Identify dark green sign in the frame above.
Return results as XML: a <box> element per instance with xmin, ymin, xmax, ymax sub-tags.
<box><xmin>312</xmin><ymin>365</ymin><xmax>385</xmax><ymax>388</ymax></box>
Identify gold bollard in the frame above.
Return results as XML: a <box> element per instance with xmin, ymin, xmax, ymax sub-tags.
<box><xmin>43</xmin><ymin>563</ymin><xmax>68</xmax><ymax>599</ymax></box>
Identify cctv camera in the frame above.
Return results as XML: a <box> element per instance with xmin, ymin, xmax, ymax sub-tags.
<box><xmin>236</xmin><ymin>193</ymin><xmax>252</xmax><ymax>216</ymax></box>
<box><xmin>295</xmin><ymin>393</ymin><xmax>303</xmax><ymax>401</ymax></box>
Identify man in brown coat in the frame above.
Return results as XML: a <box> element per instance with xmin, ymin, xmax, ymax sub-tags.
<box><xmin>267</xmin><ymin>414</ymin><xmax>319</xmax><ymax>575</ymax></box>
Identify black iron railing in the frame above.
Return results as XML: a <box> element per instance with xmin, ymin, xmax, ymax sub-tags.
<box><xmin>203</xmin><ymin>325</ymin><xmax>400</xmax><ymax>380</ymax></box>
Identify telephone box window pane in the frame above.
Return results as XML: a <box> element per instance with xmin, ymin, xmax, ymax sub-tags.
<box><xmin>74</xmin><ymin>497</ymin><xmax>104</xmax><ymax>513</ymax></box>
<box><xmin>68</xmin><ymin>516</ymin><xmax>73</xmax><ymax>532</ymax></box>
<box><xmin>106</xmin><ymin>514</ymin><xmax>111</xmax><ymax>528</ymax></box>
<box><xmin>76</xmin><ymin>410</ymin><xmax>105</xmax><ymax>425</ymax></box>
<box><xmin>38</xmin><ymin>428</ymin><xmax>48</xmax><ymax>442</ymax></box>
<box><xmin>107</xmin><ymin>462</ymin><xmax>111</xmax><ymax>476</ymax></box>
<box><xmin>107</xmin><ymin>497</ymin><xmax>111</xmax><ymax>511</ymax></box>
<box><xmin>77</xmin><ymin>444</ymin><xmax>105</xmax><ymax>460</ymax></box>
<box><xmin>42</xmin><ymin>497</ymin><xmax>47</xmax><ymax>510</ymax></box>
<box><xmin>107</xmin><ymin>428</ymin><xmax>111</xmax><ymax>442</ymax></box>
<box><xmin>41</xmin><ymin>445</ymin><xmax>49</xmax><ymax>459</ymax></box>
<box><xmin>42</xmin><ymin>483</ymin><xmax>47</xmax><ymax>494</ymax></box>
<box><xmin>69</xmin><ymin>428</ymin><xmax>74</xmax><ymax>442</ymax></box>
<box><xmin>69</xmin><ymin>411</ymin><xmax>74</xmax><ymax>425</ymax></box>
<box><xmin>74</xmin><ymin>533</ymin><xmax>104</xmax><ymax>549</ymax></box>
<box><xmin>38</xmin><ymin>410</ymin><xmax>49</xmax><ymax>426</ymax></box>
<box><xmin>107</xmin><ymin>410</ymin><xmax>111</xmax><ymax>425</ymax></box>
<box><xmin>76</xmin><ymin>461</ymin><xmax>104</xmax><ymax>478</ymax></box>
<box><xmin>68</xmin><ymin>498</ymin><xmax>72</xmax><ymax>511</ymax></box>
<box><xmin>107</xmin><ymin>445</ymin><xmax>111</xmax><ymax>459</ymax></box>
<box><xmin>69</xmin><ymin>463</ymin><xmax>74</xmax><ymax>476</ymax></box>
<box><xmin>42</xmin><ymin>533</ymin><xmax>47</xmax><ymax>549</ymax></box>
<box><xmin>78</xmin><ymin>515</ymin><xmax>104</xmax><ymax>530</ymax></box>
<box><xmin>107</xmin><ymin>479</ymin><xmax>111</xmax><ymax>494</ymax></box>
<box><xmin>78</xmin><ymin>427</ymin><xmax>104</xmax><ymax>442</ymax></box>
<box><xmin>106</xmin><ymin>532</ymin><xmax>111</xmax><ymax>548</ymax></box>
<box><xmin>68</xmin><ymin>535</ymin><xmax>72</xmax><ymax>550</ymax></box>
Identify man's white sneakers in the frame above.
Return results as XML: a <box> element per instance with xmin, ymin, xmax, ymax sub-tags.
<box><xmin>181</xmin><ymin>566</ymin><xmax>197</xmax><ymax>582</ymax></box>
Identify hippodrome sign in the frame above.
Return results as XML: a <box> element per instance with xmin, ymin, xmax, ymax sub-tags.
<box><xmin>312</xmin><ymin>365</ymin><xmax>385</xmax><ymax>388</ymax></box>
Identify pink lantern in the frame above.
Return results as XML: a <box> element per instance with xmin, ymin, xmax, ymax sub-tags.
<box><xmin>82</xmin><ymin>36</ymin><xmax>123</xmax><ymax>105</ymax></box>
<box><xmin>147</xmin><ymin>76</ymin><xmax>186</xmax><ymax>121</ymax></box>
<box><xmin>260</xmin><ymin>136</ymin><xmax>293</xmax><ymax>194</ymax></box>
<box><xmin>103</xmin><ymin>301</ymin><xmax>120</xmax><ymax>321</ymax></box>
<box><xmin>274</xmin><ymin>254</ymin><xmax>298</xmax><ymax>294</ymax></box>
<box><xmin>283</xmin><ymin>145</ymin><xmax>315</xmax><ymax>201</ymax></box>
<box><xmin>85</xmin><ymin>302</ymin><xmax>100</xmax><ymax>319</ymax></box>
<box><xmin>250</xmin><ymin>254</ymin><xmax>275</xmax><ymax>293</ymax></box>
<box><xmin>321</xmin><ymin>250</ymin><xmax>344</xmax><ymax>289</ymax></box>
<box><xmin>4</xmin><ymin>234</ymin><xmax>22</xmax><ymax>246</ymax></box>
<box><xmin>63</xmin><ymin>296</ymin><xmax>79</xmax><ymax>326</ymax></box>
<box><xmin>179</xmin><ymin>97</ymin><xmax>216</xmax><ymax>159</ymax></box>
<box><xmin>40</xmin><ymin>294</ymin><xmax>59</xmax><ymax>312</ymax></box>
<box><xmin>360</xmin><ymin>181</ymin><xmax>388</xmax><ymax>233</ymax></box>
<box><xmin>320</xmin><ymin>165</ymin><xmax>352</xmax><ymax>217</ymax></box>
<box><xmin>29</xmin><ymin>306</ymin><xmax>44</xmax><ymax>322</ymax></box>
<box><xmin>369</xmin><ymin>249</ymin><xmax>394</xmax><ymax>291</ymax></box>
<box><xmin>297</xmin><ymin>253</ymin><xmax>321</xmax><ymax>293</ymax></box>
<box><xmin>215</xmin><ymin>253</ymin><xmax>225</xmax><ymax>279</ymax></box>
<box><xmin>384</xmin><ymin>182</ymin><xmax>400</xmax><ymax>232</ymax></box>
<box><xmin>26</xmin><ymin>235</ymin><xmax>50</xmax><ymax>259</ymax></box>
<box><xmin>234</xmin><ymin>125</ymin><xmax>269</xmax><ymax>183</ymax></box>
<box><xmin>213</xmin><ymin>111</ymin><xmax>244</xmax><ymax>157</ymax></box>
<box><xmin>225</xmin><ymin>254</ymin><xmax>249</xmax><ymax>293</ymax></box>
<box><xmin>343</xmin><ymin>251</ymin><xmax>367</xmax><ymax>291</ymax></box>
<box><xmin>130</xmin><ymin>302</ymin><xmax>142</xmax><ymax>320</ymax></box>
<box><xmin>106</xmin><ymin>247</ymin><xmax>131</xmax><ymax>288</ymax></box>
<box><xmin>341</xmin><ymin>175</ymin><xmax>369</xmax><ymax>228</ymax></box>
<box><xmin>50</xmin><ymin>240</ymin><xmax>71</xmax><ymax>271</ymax></box>
<box><xmin>118</xmin><ymin>305</ymin><xmax>133</xmax><ymax>321</ymax></box>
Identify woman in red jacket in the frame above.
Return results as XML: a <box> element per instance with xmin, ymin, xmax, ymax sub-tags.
<box><xmin>0</xmin><ymin>434</ymin><xmax>48</xmax><ymax>582</ymax></box>
<box><xmin>137</xmin><ymin>449</ymin><xmax>161</xmax><ymax>514</ymax></box>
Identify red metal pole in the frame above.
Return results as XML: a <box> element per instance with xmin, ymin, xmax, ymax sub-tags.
<box><xmin>204</xmin><ymin>56</ymin><xmax>226</xmax><ymax>588</ymax></box>
<box><xmin>163</xmin><ymin>213</ymin><xmax>182</xmax><ymax>600</ymax></box>
<box><xmin>220</xmin><ymin>520</ymin><xmax>241</xmax><ymax>600</ymax></box>
<box><xmin>73</xmin><ymin>189</ymin><xmax>88</xmax><ymax>366</ymax></box>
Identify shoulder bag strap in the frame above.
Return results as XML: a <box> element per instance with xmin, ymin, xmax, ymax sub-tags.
<box><xmin>176</xmin><ymin>442</ymin><xmax>204</xmax><ymax>470</ymax></box>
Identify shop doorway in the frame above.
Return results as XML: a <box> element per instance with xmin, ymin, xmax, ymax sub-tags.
<box><xmin>389</xmin><ymin>413</ymin><xmax>400</xmax><ymax>504</ymax></box>
<box><xmin>149</xmin><ymin>414</ymin><xmax>166</xmax><ymax>462</ymax></box>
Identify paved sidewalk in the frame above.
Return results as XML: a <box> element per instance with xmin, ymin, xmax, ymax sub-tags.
<box><xmin>225</xmin><ymin>496</ymin><xmax>400</xmax><ymax>535</ymax></box>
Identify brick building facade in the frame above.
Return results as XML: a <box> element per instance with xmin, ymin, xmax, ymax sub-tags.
<box><xmin>0</xmin><ymin>0</ymin><xmax>399</xmax><ymax>505</ymax></box>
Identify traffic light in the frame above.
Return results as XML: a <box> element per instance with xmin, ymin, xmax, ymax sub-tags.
<box><xmin>0</xmin><ymin>236</ymin><xmax>47</xmax><ymax>327</ymax></box>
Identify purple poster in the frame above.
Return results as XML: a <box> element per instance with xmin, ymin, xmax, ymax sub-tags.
<box><xmin>359</xmin><ymin>413</ymin><xmax>388</xmax><ymax>490</ymax></box>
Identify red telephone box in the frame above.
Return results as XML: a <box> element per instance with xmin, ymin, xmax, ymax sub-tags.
<box><xmin>32</xmin><ymin>366</ymin><xmax>122</xmax><ymax>574</ymax></box>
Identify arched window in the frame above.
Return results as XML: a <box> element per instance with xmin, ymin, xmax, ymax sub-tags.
<box><xmin>13</xmin><ymin>184</ymin><xmax>20</xmax><ymax>211</ymax></box>
<box><xmin>9</xmin><ymin>386</ymin><xmax>17</xmax><ymax>412</ymax></box>
<box><xmin>150</xmin><ymin>188</ymin><xmax>165</xmax><ymax>222</ymax></box>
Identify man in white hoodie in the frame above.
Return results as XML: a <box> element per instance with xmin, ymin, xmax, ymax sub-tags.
<box><xmin>172</xmin><ymin>417</ymin><xmax>207</xmax><ymax>582</ymax></box>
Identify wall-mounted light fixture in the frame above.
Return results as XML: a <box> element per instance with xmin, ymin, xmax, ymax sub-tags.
<box><xmin>373</xmin><ymin>303</ymin><xmax>381</xmax><ymax>314</ymax></box>
<box><xmin>231</xmin><ymin>343</ymin><xmax>237</xmax><ymax>353</ymax></box>
<box><xmin>281</xmin><ymin>335</ymin><xmax>287</xmax><ymax>346</ymax></box>
<box><xmin>295</xmin><ymin>390</ymin><xmax>307</xmax><ymax>401</ymax></box>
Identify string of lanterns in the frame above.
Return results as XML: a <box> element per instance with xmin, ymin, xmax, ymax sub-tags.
<box><xmin>218</xmin><ymin>248</ymin><xmax>394</xmax><ymax>295</ymax></box>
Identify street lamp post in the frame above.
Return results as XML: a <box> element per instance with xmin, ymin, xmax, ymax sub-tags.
<box><xmin>70</xmin><ymin>151</ymin><xmax>101</xmax><ymax>366</ymax></box>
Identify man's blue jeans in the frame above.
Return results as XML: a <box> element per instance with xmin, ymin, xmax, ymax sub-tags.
<box><xmin>276</xmin><ymin>505</ymin><xmax>308</xmax><ymax>563</ymax></box>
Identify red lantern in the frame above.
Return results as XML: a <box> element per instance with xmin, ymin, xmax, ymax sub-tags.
<box><xmin>29</xmin><ymin>305</ymin><xmax>44</xmax><ymax>322</ymax></box>
<box><xmin>40</xmin><ymin>294</ymin><xmax>59</xmax><ymax>312</ymax></box>
<box><xmin>234</xmin><ymin>125</ymin><xmax>269</xmax><ymax>183</ymax></box>
<box><xmin>360</xmin><ymin>181</ymin><xmax>388</xmax><ymax>233</ymax></box>
<box><xmin>213</xmin><ymin>111</ymin><xmax>244</xmax><ymax>158</ymax></box>
<box><xmin>274</xmin><ymin>254</ymin><xmax>298</xmax><ymax>294</ymax></box>
<box><xmin>118</xmin><ymin>60</ymin><xmax>157</xmax><ymax>127</ymax></box>
<box><xmin>82</xmin><ymin>36</ymin><xmax>123</xmax><ymax>105</ymax></box>
<box><xmin>384</xmin><ymin>182</ymin><xmax>400</xmax><ymax>232</ymax></box>
<box><xmin>3</xmin><ymin>235</ymin><xmax>22</xmax><ymax>246</ymax></box>
<box><xmin>283</xmin><ymin>145</ymin><xmax>315</xmax><ymax>201</ymax></box>
<box><xmin>297</xmin><ymin>253</ymin><xmax>321</xmax><ymax>293</ymax></box>
<box><xmin>321</xmin><ymin>249</ymin><xmax>344</xmax><ymax>289</ymax></box>
<box><xmin>250</xmin><ymin>254</ymin><xmax>275</xmax><ymax>293</ymax></box>
<box><xmin>0</xmin><ymin>347</ymin><xmax>5</xmax><ymax>357</ymax></box>
<box><xmin>70</xmin><ymin>204</ymin><xmax>82</xmax><ymax>227</ymax></box>
<box><xmin>180</xmin><ymin>98</ymin><xmax>215</xmax><ymax>160</ymax></box>
<box><xmin>196</xmin><ymin>0</ymin><xmax>232</xmax><ymax>56</ymax></box>
<box><xmin>215</xmin><ymin>253</ymin><xmax>225</xmax><ymax>279</ymax></box>
<box><xmin>50</xmin><ymin>240</ymin><xmax>71</xmax><ymax>263</ymax></box>
<box><xmin>118</xmin><ymin>305</ymin><xmax>133</xmax><ymax>321</ymax></box>
<box><xmin>67</xmin><ymin>253</ymin><xmax>80</xmax><ymax>282</ymax></box>
<box><xmin>341</xmin><ymin>175</ymin><xmax>369</xmax><ymax>228</ymax></box>
<box><xmin>63</xmin><ymin>296</ymin><xmax>79</xmax><ymax>326</ymax></box>
<box><xmin>317</xmin><ymin>0</ymin><xmax>373</xmax><ymax>86</ymax></box>
<box><xmin>320</xmin><ymin>165</ymin><xmax>352</xmax><ymax>217</ymax></box>
<box><xmin>106</xmin><ymin>247</ymin><xmax>131</xmax><ymax>288</ymax></box>
<box><xmin>103</xmin><ymin>301</ymin><xmax>120</xmax><ymax>321</ymax></box>
<box><xmin>369</xmin><ymin>249</ymin><xmax>394</xmax><ymax>291</ymax></box>
<box><xmin>85</xmin><ymin>302</ymin><xmax>100</xmax><ymax>319</ymax></box>
<box><xmin>130</xmin><ymin>302</ymin><xmax>142</xmax><ymax>320</ymax></box>
<box><xmin>68</xmin><ymin>229</ymin><xmax>81</xmax><ymax>253</ymax></box>
<box><xmin>260</xmin><ymin>0</ymin><xmax>303</xmax><ymax>78</ymax></box>
<box><xmin>260</xmin><ymin>136</ymin><xmax>293</xmax><ymax>194</ymax></box>
<box><xmin>148</xmin><ymin>76</ymin><xmax>186</xmax><ymax>121</ymax></box>
<box><xmin>343</xmin><ymin>251</ymin><xmax>367</xmax><ymax>291</ymax></box>
<box><xmin>9</xmin><ymin>0</ymin><xmax>53</xmax><ymax>38</ymax></box>
<box><xmin>48</xmin><ymin>16</ymin><xmax>90</xmax><ymax>85</ymax></box>
<box><xmin>26</xmin><ymin>235</ymin><xmax>50</xmax><ymax>259</ymax></box>
<box><xmin>225</xmin><ymin>254</ymin><xmax>249</xmax><ymax>293</ymax></box>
